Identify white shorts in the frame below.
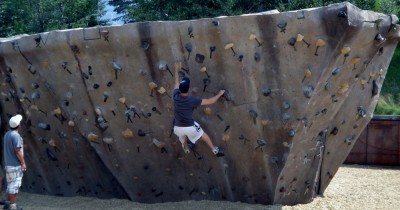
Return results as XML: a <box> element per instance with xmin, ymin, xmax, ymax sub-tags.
<box><xmin>5</xmin><ymin>166</ymin><xmax>23</xmax><ymax>194</ymax></box>
<box><xmin>174</xmin><ymin>121</ymin><xmax>204</xmax><ymax>144</ymax></box>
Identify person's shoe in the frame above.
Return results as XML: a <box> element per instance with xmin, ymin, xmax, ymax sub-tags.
<box><xmin>2</xmin><ymin>201</ymin><xmax>10</xmax><ymax>210</ymax></box>
<box><xmin>8</xmin><ymin>203</ymin><xmax>22</xmax><ymax>210</ymax></box>
<box><xmin>212</xmin><ymin>146</ymin><xmax>224</xmax><ymax>157</ymax></box>
<box><xmin>181</xmin><ymin>144</ymin><xmax>190</xmax><ymax>154</ymax></box>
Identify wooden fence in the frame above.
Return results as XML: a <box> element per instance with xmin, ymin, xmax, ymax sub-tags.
<box><xmin>345</xmin><ymin>115</ymin><xmax>400</xmax><ymax>165</ymax></box>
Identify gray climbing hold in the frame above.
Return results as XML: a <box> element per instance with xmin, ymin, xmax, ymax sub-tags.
<box><xmin>254</xmin><ymin>52</ymin><xmax>261</xmax><ymax>62</ymax></box>
<box><xmin>303</xmin><ymin>84</ymin><xmax>314</xmax><ymax>98</ymax></box>
<box><xmin>288</xmin><ymin>129</ymin><xmax>295</xmax><ymax>137</ymax></box>
<box><xmin>195</xmin><ymin>53</ymin><xmax>205</xmax><ymax>63</ymax></box>
<box><xmin>31</xmin><ymin>92</ymin><xmax>40</xmax><ymax>99</ymax></box>
<box><xmin>325</xmin><ymin>82</ymin><xmax>332</xmax><ymax>91</ymax></box>
<box><xmin>31</xmin><ymin>82</ymin><xmax>39</xmax><ymax>89</ymax></box>
<box><xmin>282</xmin><ymin>112</ymin><xmax>291</xmax><ymax>122</ymax></box>
<box><xmin>142</xmin><ymin>41</ymin><xmax>150</xmax><ymax>50</ymax></box>
<box><xmin>282</xmin><ymin>101</ymin><xmax>290</xmax><ymax>110</ymax></box>
<box><xmin>262</xmin><ymin>86</ymin><xmax>272</xmax><ymax>97</ymax></box>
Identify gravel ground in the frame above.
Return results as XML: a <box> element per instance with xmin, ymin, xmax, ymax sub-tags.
<box><xmin>5</xmin><ymin>164</ymin><xmax>400</xmax><ymax>210</ymax></box>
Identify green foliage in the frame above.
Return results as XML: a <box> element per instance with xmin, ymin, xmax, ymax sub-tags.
<box><xmin>381</xmin><ymin>46</ymin><xmax>400</xmax><ymax>96</ymax></box>
<box><xmin>0</xmin><ymin>0</ymin><xmax>106</xmax><ymax>37</ymax></box>
<box><xmin>374</xmin><ymin>0</ymin><xmax>400</xmax><ymax>15</ymax></box>
<box><xmin>109</xmin><ymin>0</ymin><xmax>287</xmax><ymax>23</ymax></box>
<box><xmin>108</xmin><ymin>0</ymin><xmax>383</xmax><ymax>23</ymax></box>
<box><xmin>376</xmin><ymin>45</ymin><xmax>400</xmax><ymax>115</ymax></box>
<box><xmin>375</xmin><ymin>95</ymin><xmax>400</xmax><ymax>115</ymax></box>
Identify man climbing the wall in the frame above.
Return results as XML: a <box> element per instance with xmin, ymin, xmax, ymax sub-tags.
<box><xmin>3</xmin><ymin>114</ymin><xmax>26</xmax><ymax>210</ymax></box>
<box><xmin>173</xmin><ymin>62</ymin><xmax>225</xmax><ymax>157</ymax></box>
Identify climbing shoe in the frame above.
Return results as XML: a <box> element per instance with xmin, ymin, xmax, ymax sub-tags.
<box><xmin>213</xmin><ymin>146</ymin><xmax>224</xmax><ymax>157</ymax></box>
<box><xmin>2</xmin><ymin>201</ymin><xmax>9</xmax><ymax>210</ymax></box>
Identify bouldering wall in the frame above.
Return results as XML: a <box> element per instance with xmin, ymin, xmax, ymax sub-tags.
<box><xmin>0</xmin><ymin>2</ymin><xmax>398</xmax><ymax>205</ymax></box>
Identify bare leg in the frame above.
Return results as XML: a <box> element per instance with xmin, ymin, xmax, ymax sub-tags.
<box><xmin>180</xmin><ymin>136</ymin><xmax>190</xmax><ymax>154</ymax></box>
<box><xmin>201</xmin><ymin>132</ymin><xmax>215</xmax><ymax>151</ymax></box>
<box><xmin>9</xmin><ymin>194</ymin><xmax>16</xmax><ymax>204</ymax></box>
<box><xmin>182</xmin><ymin>138</ymin><xmax>189</xmax><ymax>150</ymax></box>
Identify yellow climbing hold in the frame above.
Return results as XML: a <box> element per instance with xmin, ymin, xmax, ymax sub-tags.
<box><xmin>340</xmin><ymin>46</ymin><xmax>351</xmax><ymax>54</ymax></box>
<box><xmin>49</xmin><ymin>139</ymin><xmax>56</xmax><ymax>147</ymax></box>
<box><xmin>122</xmin><ymin>128</ymin><xmax>134</xmax><ymax>139</ymax></box>
<box><xmin>53</xmin><ymin>107</ymin><xmax>62</xmax><ymax>115</ymax></box>
<box><xmin>261</xmin><ymin>119</ymin><xmax>268</xmax><ymax>126</ymax></box>
<box><xmin>303</xmin><ymin>69</ymin><xmax>312</xmax><ymax>78</ymax></box>
<box><xmin>360</xmin><ymin>79</ymin><xmax>367</xmax><ymax>85</ymax></box>
<box><xmin>296</xmin><ymin>34</ymin><xmax>304</xmax><ymax>42</ymax></box>
<box><xmin>158</xmin><ymin>86</ymin><xmax>166</xmax><ymax>94</ymax></box>
<box><xmin>378</xmin><ymin>69</ymin><xmax>383</xmax><ymax>76</ymax></box>
<box><xmin>42</xmin><ymin>61</ymin><xmax>49</xmax><ymax>68</ymax></box>
<box><xmin>224</xmin><ymin>42</ymin><xmax>234</xmax><ymax>50</ymax></box>
<box><xmin>351</xmin><ymin>57</ymin><xmax>361</xmax><ymax>64</ymax></box>
<box><xmin>118</xmin><ymin>97</ymin><xmax>126</xmax><ymax>104</ymax></box>
<box><xmin>68</xmin><ymin>120</ymin><xmax>75</xmax><ymax>127</ymax></box>
<box><xmin>340</xmin><ymin>81</ymin><xmax>349</xmax><ymax>89</ymax></box>
<box><xmin>200</xmin><ymin>66</ymin><xmax>207</xmax><ymax>72</ymax></box>
<box><xmin>87</xmin><ymin>132</ymin><xmax>99</xmax><ymax>142</ymax></box>
<box><xmin>249</xmin><ymin>34</ymin><xmax>257</xmax><ymax>41</ymax></box>
<box><xmin>316</xmin><ymin>39</ymin><xmax>326</xmax><ymax>47</ymax></box>
<box><xmin>369</xmin><ymin>72</ymin><xmax>375</xmax><ymax>77</ymax></box>
<box><xmin>336</xmin><ymin>87</ymin><xmax>348</xmax><ymax>95</ymax></box>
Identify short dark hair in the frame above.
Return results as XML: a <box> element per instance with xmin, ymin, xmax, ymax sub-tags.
<box><xmin>179</xmin><ymin>77</ymin><xmax>190</xmax><ymax>93</ymax></box>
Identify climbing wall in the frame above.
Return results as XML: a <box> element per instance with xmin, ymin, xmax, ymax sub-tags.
<box><xmin>0</xmin><ymin>2</ymin><xmax>398</xmax><ymax>205</ymax></box>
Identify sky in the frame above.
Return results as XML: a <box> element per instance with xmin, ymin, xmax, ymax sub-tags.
<box><xmin>101</xmin><ymin>0</ymin><xmax>124</xmax><ymax>25</ymax></box>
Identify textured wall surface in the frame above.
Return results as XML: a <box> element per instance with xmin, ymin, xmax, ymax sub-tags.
<box><xmin>0</xmin><ymin>2</ymin><xmax>398</xmax><ymax>205</ymax></box>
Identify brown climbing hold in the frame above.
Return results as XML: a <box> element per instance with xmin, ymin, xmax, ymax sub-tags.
<box><xmin>148</xmin><ymin>82</ymin><xmax>158</xmax><ymax>89</ymax></box>
<box><xmin>30</xmin><ymin>105</ymin><xmax>39</xmax><ymax>111</ymax></box>
<box><xmin>222</xmin><ymin>134</ymin><xmax>230</xmax><ymax>142</ymax></box>
<box><xmin>148</xmin><ymin>81</ymin><xmax>158</xmax><ymax>96</ymax></box>
<box><xmin>314</xmin><ymin>39</ymin><xmax>326</xmax><ymax>56</ymax></box>
<box><xmin>302</xmin><ymin>69</ymin><xmax>312</xmax><ymax>82</ymax></box>
<box><xmin>204</xmin><ymin>107</ymin><xmax>212</xmax><ymax>116</ymax></box>
<box><xmin>351</xmin><ymin>56</ymin><xmax>361</xmax><ymax>70</ymax></box>
<box><xmin>261</xmin><ymin>119</ymin><xmax>268</xmax><ymax>130</ymax></box>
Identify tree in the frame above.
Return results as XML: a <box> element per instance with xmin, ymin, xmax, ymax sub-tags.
<box><xmin>107</xmin><ymin>0</ymin><xmax>398</xmax><ymax>24</ymax></box>
<box><xmin>0</xmin><ymin>0</ymin><xmax>106</xmax><ymax>38</ymax></box>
